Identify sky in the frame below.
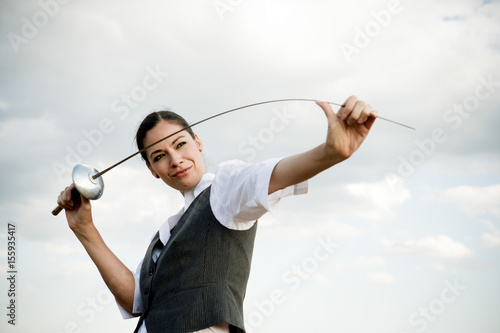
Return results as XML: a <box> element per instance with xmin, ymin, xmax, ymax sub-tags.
<box><xmin>0</xmin><ymin>0</ymin><xmax>499</xmax><ymax>332</ymax></box>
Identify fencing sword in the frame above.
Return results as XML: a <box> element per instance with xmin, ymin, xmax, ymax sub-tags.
<box><xmin>52</xmin><ymin>98</ymin><xmax>415</xmax><ymax>216</ymax></box>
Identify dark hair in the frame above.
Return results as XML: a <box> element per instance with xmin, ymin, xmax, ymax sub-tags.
<box><xmin>136</xmin><ymin>110</ymin><xmax>195</xmax><ymax>163</ymax></box>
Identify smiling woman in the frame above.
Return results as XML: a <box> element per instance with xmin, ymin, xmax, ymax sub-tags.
<box><xmin>138</xmin><ymin>112</ymin><xmax>206</xmax><ymax>193</ymax></box>
<box><xmin>56</xmin><ymin>96</ymin><xmax>378</xmax><ymax>333</ymax></box>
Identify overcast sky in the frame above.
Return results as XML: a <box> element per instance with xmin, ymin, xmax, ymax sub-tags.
<box><xmin>1</xmin><ymin>0</ymin><xmax>499</xmax><ymax>332</ymax></box>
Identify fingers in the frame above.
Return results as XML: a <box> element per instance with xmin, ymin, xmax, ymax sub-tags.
<box><xmin>317</xmin><ymin>97</ymin><xmax>378</xmax><ymax>130</ymax></box>
<box><xmin>339</xmin><ymin>96</ymin><xmax>377</xmax><ymax>127</ymax></box>
<box><xmin>364</xmin><ymin>109</ymin><xmax>378</xmax><ymax>131</ymax></box>
<box><xmin>57</xmin><ymin>183</ymin><xmax>77</xmax><ymax>210</ymax></box>
<box><xmin>338</xmin><ymin>95</ymin><xmax>358</xmax><ymax>121</ymax></box>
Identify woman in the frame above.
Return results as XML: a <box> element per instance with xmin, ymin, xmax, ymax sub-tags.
<box><xmin>57</xmin><ymin>96</ymin><xmax>377</xmax><ymax>333</ymax></box>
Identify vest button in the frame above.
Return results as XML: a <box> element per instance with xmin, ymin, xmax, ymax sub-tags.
<box><xmin>149</xmin><ymin>268</ymin><xmax>154</xmax><ymax>276</ymax></box>
<box><xmin>144</xmin><ymin>288</ymin><xmax>150</xmax><ymax>295</ymax></box>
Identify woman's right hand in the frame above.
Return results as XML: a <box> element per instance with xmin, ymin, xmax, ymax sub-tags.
<box><xmin>57</xmin><ymin>184</ymin><xmax>135</xmax><ymax>313</ymax></box>
<box><xmin>57</xmin><ymin>183</ymin><xmax>94</xmax><ymax>233</ymax></box>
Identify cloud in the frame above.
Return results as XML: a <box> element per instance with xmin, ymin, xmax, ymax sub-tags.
<box><xmin>356</xmin><ymin>255</ymin><xmax>386</xmax><ymax>268</ymax></box>
<box><xmin>335</xmin><ymin>255</ymin><xmax>386</xmax><ymax>271</ymax></box>
<box><xmin>257</xmin><ymin>210</ymin><xmax>365</xmax><ymax>241</ymax></box>
<box><xmin>309</xmin><ymin>271</ymin><xmax>331</xmax><ymax>284</ymax></box>
<box><xmin>344</xmin><ymin>180</ymin><xmax>411</xmax><ymax>220</ymax></box>
<box><xmin>366</xmin><ymin>271</ymin><xmax>395</xmax><ymax>284</ymax></box>
<box><xmin>0</xmin><ymin>98</ymin><xmax>9</xmax><ymax>112</ymax></box>
<box><xmin>334</xmin><ymin>256</ymin><xmax>389</xmax><ymax>281</ymax></box>
<box><xmin>438</xmin><ymin>184</ymin><xmax>500</xmax><ymax>217</ymax></box>
<box><xmin>43</xmin><ymin>242</ymin><xmax>82</xmax><ymax>256</ymax></box>
<box><xmin>431</xmin><ymin>263</ymin><xmax>446</xmax><ymax>272</ymax></box>
<box><xmin>52</xmin><ymin>260</ymin><xmax>96</xmax><ymax>278</ymax></box>
<box><xmin>382</xmin><ymin>235</ymin><xmax>473</xmax><ymax>260</ymax></box>
<box><xmin>0</xmin><ymin>114</ymin><xmax>63</xmax><ymax>156</ymax></box>
<box><xmin>479</xmin><ymin>220</ymin><xmax>500</xmax><ymax>248</ymax></box>
<box><xmin>482</xmin><ymin>233</ymin><xmax>500</xmax><ymax>248</ymax></box>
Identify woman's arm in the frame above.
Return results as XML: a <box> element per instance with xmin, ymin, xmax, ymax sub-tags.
<box><xmin>269</xmin><ymin>96</ymin><xmax>377</xmax><ymax>194</ymax></box>
<box><xmin>57</xmin><ymin>184</ymin><xmax>137</xmax><ymax>315</ymax></box>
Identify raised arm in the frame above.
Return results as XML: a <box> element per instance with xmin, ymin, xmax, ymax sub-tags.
<box><xmin>57</xmin><ymin>184</ymin><xmax>137</xmax><ymax>315</ymax></box>
<box><xmin>268</xmin><ymin>96</ymin><xmax>377</xmax><ymax>194</ymax></box>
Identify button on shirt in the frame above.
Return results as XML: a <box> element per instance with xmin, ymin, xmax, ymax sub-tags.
<box><xmin>118</xmin><ymin>158</ymin><xmax>308</xmax><ymax>332</ymax></box>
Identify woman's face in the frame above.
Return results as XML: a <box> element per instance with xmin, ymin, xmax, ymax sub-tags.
<box><xmin>143</xmin><ymin>121</ymin><xmax>205</xmax><ymax>194</ymax></box>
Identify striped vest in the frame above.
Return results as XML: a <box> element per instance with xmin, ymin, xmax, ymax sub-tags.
<box><xmin>134</xmin><ymin>186</ymin><xmax>257</xmax><ymax>333</ymax></box>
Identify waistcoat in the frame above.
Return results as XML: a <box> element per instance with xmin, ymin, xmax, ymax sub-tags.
<box><xmin>134</xmin><ymin>186</ymin><xmax>257</xmax><ymax>333</ymax></box>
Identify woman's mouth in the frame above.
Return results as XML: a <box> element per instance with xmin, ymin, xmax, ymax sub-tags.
<box><xmin>172</xmin><ymin>166</ymin><xmax>191</xmax><ymax>178</ymax></box>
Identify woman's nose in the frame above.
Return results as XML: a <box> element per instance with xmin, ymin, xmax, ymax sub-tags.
<box><xmin>169</xmin><ymin>151</ymin><xmax>183</xmax><ymax>167</ymax></box>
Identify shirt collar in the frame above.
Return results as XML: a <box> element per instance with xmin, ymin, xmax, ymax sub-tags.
<box><xmin>158</xmin><ymin>173</ymin><xmax>214</xmax><ymax>244</ymax></box>
<box><xmin>182</xmin><ymin>172</ymin><xmax>214</xmax><ymax>212</ymax></box>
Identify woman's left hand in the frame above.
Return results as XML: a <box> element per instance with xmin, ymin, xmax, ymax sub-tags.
<box><xmin>316</xmin><ymin>96</ymin><xmax>378</xmax><ymax>163</ymax></box>
<box><xmin>268</xmin><ymin>96</ymin><xmax>378</xmax><ymax>194</ymax></box>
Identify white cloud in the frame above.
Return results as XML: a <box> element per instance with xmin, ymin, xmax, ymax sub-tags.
<box><xmin>309</xmin><ymin>271</ymin><xmax>330</xmax><ymax>284</ymax></box>
<box><xmin>366</xmin><ymin>271</ymin><xmax>395</xmax><ymax>284</ymax></box>
<box><xmin>257</xmin><ymin>212</ymin><xmax>365</xmax><ymax>241</ymax></box>
<box><xmin>334</xmin><ymin>256</ymin><xmax>386</xmax><ymax>272</ymax></box>
<box><xmin>0</xmin><ymin>115</ymin><xmax>63</xmax><ymax>157</ymax></box>
<box><xmin>429</xmin><ymin>154</ymin><xmax>500</xmax><ymax>177</ymax></box>
<box><xmin>52</xmin><ymin>260</ymin><xmax>96</xmax><ymax>278</ymax></box>
<box><xmin>382</xmin><ymin>235</ymin><xmax>473</xmax><ymax>260</ymax></box>
<box><xmin>482</xmin><ymin>233</ymin><xmax>500</xmax><ymax>248</ymax></box>
<box><xmin>0</xmin><ymin>98</ymin><xmax>8</xmax><ymax>111</ymax></box>
<box><xmin>432</xmin><ymin>263</ymin><xmax>446</xmax><ymax>272</ymax></box>
<box><xmin>479</xmin><ymin>220</ymin><xmax>500</xmax><ymax>248</ymax></box>
<box><xmin>43</xmin><ymin>242</ymin><xmax>82</xmax><ymax>256</ymax></box>
<box><xmin>356</xmin><ymin>255</ymin><xmax>386</xmax><ymax>268</ymax></box>
<box><xmin>438</xmin><ymin>184</ymin><xmax>500</xmax><ymax>217</ymax></box>
<box><xmin>344</xmin><ymin>180</ymin><xmax>411</xmax><ymax>220</ymax></box>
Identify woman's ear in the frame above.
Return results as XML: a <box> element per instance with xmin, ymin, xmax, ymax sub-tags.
<box><xmin>194</xmin><ymin>134</ymin><xmax>203</xmax><ymax>153</ymax></box>
<box><xmin>146</xmin><ymin>162</ymin><xmax>160</xmax><ymax>179</ymax></box>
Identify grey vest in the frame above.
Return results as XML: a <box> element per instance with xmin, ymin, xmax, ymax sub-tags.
<box><xmin>134</xmin><ymin>186</ymin><xmax>257</xmax><ymax>333</ymax></box>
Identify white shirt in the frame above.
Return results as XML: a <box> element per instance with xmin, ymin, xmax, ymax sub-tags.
<box><xmin>119</xmin><ymin>158</ymin><xmax>308</xmax><ymax>332</ymax></box>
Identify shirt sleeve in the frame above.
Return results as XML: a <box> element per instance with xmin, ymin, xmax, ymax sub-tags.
<box><xmin>116</xmin><ymin>260</ymin><xmax>146</xmax><ymax>319</ymax></box>
<box><xmin>210</xmin><ymin>158</ymin><xmax>308</xmax><ymax>230</ymax></box>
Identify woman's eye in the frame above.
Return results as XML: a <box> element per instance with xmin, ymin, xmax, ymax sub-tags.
<box><xmin>154</xmin><ymin>154</ymin><xmax>165</xmax><ymax>162</ymax></box>
<box><xmin>176</xmin><ymin>142</ymin><xmax>186</xmax><ymax>149</ymax></box>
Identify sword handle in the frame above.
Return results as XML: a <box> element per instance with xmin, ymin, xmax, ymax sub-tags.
<box><xmin>52</xmin><ymin>205</ymin><xmax>63</xmax><ymax>216</ymax></box>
